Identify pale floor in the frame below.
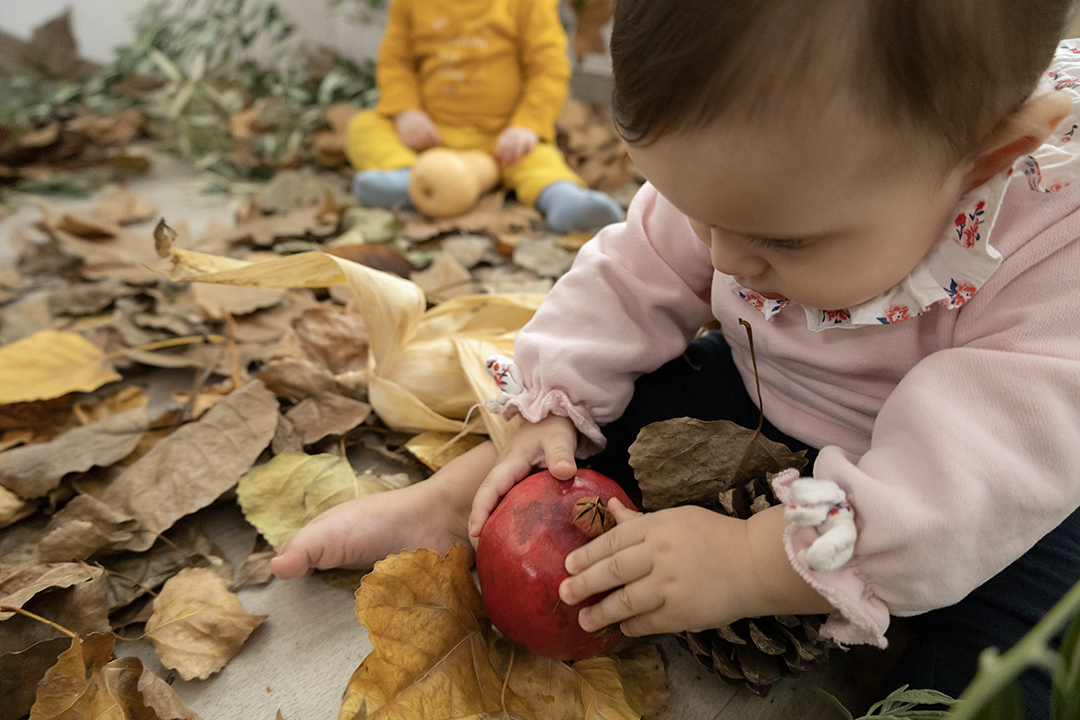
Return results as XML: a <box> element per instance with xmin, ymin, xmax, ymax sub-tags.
<box><xmin>0</xmin><ymin>155</ymin><xmax>859</xmax><ymax>719</ymax></box>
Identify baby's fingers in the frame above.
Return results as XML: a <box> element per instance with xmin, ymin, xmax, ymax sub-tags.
<box><xmin>468</xmin><ymin>455</ymin><xmax>532</xmax><ymax>540</ymax></box>
<box><xmin>559</xmin><ymin>545</ymin><xmax>652</xmax><ymax>606</ymax></box>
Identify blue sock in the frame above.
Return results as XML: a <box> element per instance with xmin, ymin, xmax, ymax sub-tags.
<box><xmin>351</xmin><ymin>167</ymin><xmax>414</xmax><ymax>210</ymax></box>
<box><xmin>535</xmin><ymin>181</ymin><xmax>626</xmax><ymax>233</ymax></box>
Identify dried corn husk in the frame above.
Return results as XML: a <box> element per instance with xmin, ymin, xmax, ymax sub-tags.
<box><xmin>155</xmin><ymin>221</ymin><xmax>540</xmax><ymax>450</ymax></box>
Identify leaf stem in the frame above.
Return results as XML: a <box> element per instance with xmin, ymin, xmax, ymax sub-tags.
<box><xmin>107</xmin><ymin>334</ymin><xmax>226</xmax><ymax>359</ymax></box>
<box><xmin>0</xmin><ymin>605</ymin><xmax>78</xmax><ymax>638</ymax></box>
<box><xmin>948</xmin><ymin>578</ymin><xmax>1080</xmax><ymax>719</ymax></box>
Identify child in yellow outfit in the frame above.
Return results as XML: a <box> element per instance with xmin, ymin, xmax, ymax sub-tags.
<box><xmin>346</xmin><ymin>0</ymin><xmax>625</xmax><ymax>232</ymax></box>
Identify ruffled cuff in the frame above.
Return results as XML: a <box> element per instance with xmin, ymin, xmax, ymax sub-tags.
<box><xmin>503</xmin><ymin>389</ymin><xmax>607</xmax><ymax>457</ymax></box>
<box><xmin>772</xmin><ymin>469</ymin><xmax>891</xmax><ymax>648</ymax></box>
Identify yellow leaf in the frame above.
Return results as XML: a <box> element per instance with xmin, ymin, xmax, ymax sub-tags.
<box><xmin>339</xmin><ymin>545</ymin><xmax>526</xmax><ymax>720</ymax></box>
<box><xmin>144</xmin><ymin>567</ymin><xmax>266</xmax><ymax>681</ymax></box>
<box><xmin>489</xmin><ymin>637</ymin><xmax>582</xmax><ymax>720</ymax></box>
<box><xmin>236</xmin><ymin>452</ymin><xmax>393</xmax><ymax>549</ymax></box>
<box><xmin>575</xmin><ymin>657</ymin><xmax>644</xmax><ymax>720</ymax></box>
<box><xmin>405</xmin><ymin>431</ymin><xmax>486</xmax><ymax>471</ymax></box>
<box><xmin>0</xmin><ymin>331</ymin><xmax>121</xmax><ymax>405</ymax></box>
<box><xmin>29</xmin><ymin>633</ymin><xmax>201</xmax><ymax>720</ymax></box>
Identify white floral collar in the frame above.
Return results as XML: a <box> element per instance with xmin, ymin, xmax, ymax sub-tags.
<box><xmin>733</xmin><ymin>41</ymin><xmax>1080</xmax><ymax>331</ymax></box>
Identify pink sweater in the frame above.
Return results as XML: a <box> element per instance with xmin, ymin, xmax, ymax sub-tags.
<box><xmin>505</xmin><ymin>161</ymin><xmax>1080</xmax><ymax>645</ymax></box>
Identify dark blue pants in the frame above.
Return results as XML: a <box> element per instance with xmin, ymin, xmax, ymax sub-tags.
<box><xmin>585</xmin><ymin>332</ymin><xmax>1080</xmax><ymax>718</ymax></box>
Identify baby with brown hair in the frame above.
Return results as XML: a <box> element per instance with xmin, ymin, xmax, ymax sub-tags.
<box><xmin>278</xmin><ymin>2</ymin><xmax>1080</xmax><ymax>715</ymax></box>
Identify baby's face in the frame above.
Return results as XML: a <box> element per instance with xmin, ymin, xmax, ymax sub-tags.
<box><xmin>628</xmin><ymin>101</ymin><xmax>972</xmax><ymax>311</ymax></box>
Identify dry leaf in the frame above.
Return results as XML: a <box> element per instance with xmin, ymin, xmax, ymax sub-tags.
<box><xmin>28</xmin><ymin>633</ymin><xmax>202</xmax><ymax>720</ymax></box>
<box><xmin>628</xmin><ymin>418</ymin><xmax>808</xmax><ymax>511</ymax></box>
<box><xmin>72</xmin><ymin>386</ymin><xmax>148</xmax><ymax>425</ymax></box>
<box><xmin>401</xmin><ymin>191</ymin><xmax>541</xmax><ymax>243</ymax></box>
<box><xmin>0</xmin><ymin>407</ymin><xmax>148</xmax><ymax>499</ymax></box>
<box><xmin>94</xmin><ymin>183</ymin><xmax>158</xmax><ymax>225</ymax></box>
<box><xmin>405</xmin><ymin>431</ymin><xmax>486</xmax><ymax>471</ymax></box>
<box><xmin>0</xmin><ymin>295</ymin><xmax>52</xmax><ymax>346</ymax></box>
<box><xmin>575</xmin><ymin>656</ymin><xmax>644</xmax><ymax>720</ymax></box>
<box><xmin>191</xmin><ymin>282</ymin><xmax>286</xmax><ymax>319</ymax></box>
<box><xmin>339</xmin><ymin>545</ymin><xmax>525</xmax><ymax>720</ymax></box>
<box><xmin>36</xmin><ymin>493</ymin><xmax>140</xmax><ymax>563</ymax></box>
<box><xmin>410</xmin><ymin>250</ymin><xmax>479</xmax><ymax>299</ymax></box>
<box><xmin>230</xmin><ymin>543</ymin><xmax>276</xmax><ymax>591</ymax></box>
<box><xmin>236</xmin><ymin>452</ymin><xmax>393</xmax><ymax>549</ymax></box>
<box><xmin>144</xmin><ymin>567</ymin><xmax>266</xmax><ymax>681</ymax></box>
<box><xmin>512</xmin><ymin>236</ymin><xmax>577</xmax><ymax>278</ymax></box>
<box><xmin>1</xmin><ymin>638</ymin><xmax>72</xmax><ymax>720</ymax></box>
<box><xmin>488</xmin><ymin>638</ymin><xmax>581</xmax><ymax>720</ymax></box>
<box><xmin>0</xmin><ymin>562</ymin><xmax>104</xmax><ymax>621</ymax></box>
<box><xmin>284</xmin><ymin>392</ymin><xmax>372</xmax><ymax>445</ymax></box>
<box><xmin>0</xmin><ymin>330</ymin><xmax>121</xmax><ymax>405</ymax></box>
<box><xmin>0</xmin><ymin>485</ymin><xmax>33</xmax><ymax>529</ymax></box>
<box><xmin>617</xmin><ymin>645</ymin><xmax>672</xmax><ymax>720</ymax></box>
<box><xmin>97</xmin><ymin>380</ymin><xmax>279</xmax><ymax>551</ymax></box>
<box><xmin>324</xmin><ymin>242</ymin><xmax>415</xmax><ymax>279</ymax></box>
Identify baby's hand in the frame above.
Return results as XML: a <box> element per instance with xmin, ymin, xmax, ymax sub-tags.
<box><xmin>559</xmin><ymin>501</ymin><xmax>760</xmax><ymax>636</ymax></box>
<box><xmin>468</xmin><ymin>415</ymin><xmax>578</xmax><ymax>543</ymax></box>
<box><xmin>394</xmin><ymin>109</ymin><xmax>442</xmax><ymax>151</ymax></box>
<box><xmin>494</xmin><ymin>125</ymin><xmax>539</xmax><ymax>166</ymax></box>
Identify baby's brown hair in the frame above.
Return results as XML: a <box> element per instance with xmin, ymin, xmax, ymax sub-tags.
<box><xmin>612</xmin><ymin>0</ymin><xmax>1076</xmax><ymax>163</ymax></box>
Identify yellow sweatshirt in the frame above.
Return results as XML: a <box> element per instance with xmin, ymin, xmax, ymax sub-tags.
<box><xmin>375</xmin><ymin>0</ymin><xmax>570</xmax><ymax>142</ymax></box>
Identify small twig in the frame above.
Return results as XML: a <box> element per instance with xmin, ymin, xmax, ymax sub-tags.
<box><xmin>106</xmin><ymin>334</ymin><xmax>226</xmax><ymax>360</ymax></box>
<box><xmin>0</xmin><ymin>605</ymin><xmax>77</xmax><ymax>638</ymax></box>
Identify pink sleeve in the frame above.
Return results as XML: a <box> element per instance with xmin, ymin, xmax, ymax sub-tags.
<box><xmin>504</xmin><ymin>184</ymin><xmax>715</xmax><ymax>453</ymax></box>
<box><xmin>777</xmin><ymin>224</ymin><xmax>1080</xmax><ymax>648</ymax></box>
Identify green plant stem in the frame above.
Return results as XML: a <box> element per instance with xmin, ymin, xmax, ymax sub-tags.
<box><xmin>948</xmin><ymin>579</ymin><xmax>1080</xmax><ymax>719</ymax></box>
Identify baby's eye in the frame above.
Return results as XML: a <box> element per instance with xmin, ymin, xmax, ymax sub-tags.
<box><xmin>745</xmin><ymin>235</ymin><xmax>808</xmax><ymax>252</ymax></box>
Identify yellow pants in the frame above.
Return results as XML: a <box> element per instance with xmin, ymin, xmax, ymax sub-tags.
<box><xmin>345</xmin><ymin>110</ymin><xmax>583</xmax><ymax>208</ymax></box>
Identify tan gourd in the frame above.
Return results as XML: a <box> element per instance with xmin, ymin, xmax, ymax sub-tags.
<box><xmin>408</xmin><ymin>148</ymin><xmax>500</xmax><ymax>217</ymax></box>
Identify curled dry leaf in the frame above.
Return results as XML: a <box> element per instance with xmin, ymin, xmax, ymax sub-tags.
<box><xmin>144</xmin><ymin>567</ymin><xmax>266</xmax><ymax>681</ymax></box>
<box><xmin>0</xmin><ymin>562</ymin><xmax>105</xmax><ymax>621</ymax></box>
<box><xmin>0</xmin><ymin>485</ymin><xmax>33</xmax><ymax>529</ymax></box>
<box><xmin>28</xmin><ymin>633</ymin><xmax>202</xmax><ymax>720</ymax></box>
<box><xmin>236</xmin><ymin>452</ymin><xmax>393</xmax><ymax>549</ymax></box>
<box><xmin>627</xmin><ymin>417</ymin><xmax>808</xmax><ymax>511</ymax></box>
<box><xmin>97</xmin><ymin>380</ymin><xmax>279</xmax><ymax>552</ymax></box>
<box><xmin>404</xmin><ymin>430</ymin><xmax>486</xmax><ymax>472</ymax></box>
<box><xmin>339</xmin><ymin>545</ymin><xmax>525</xmax><ymax>720</ymax></box>
<box><xmin>36</xmin><ymin>493</ymin><xmax>140</xmax><ymax>563</ymax></box>
<box><xmin>0</xmin><ymin>330</ymin><xmax>121</xmax><ymax>405</ymax></box>
<box><xmin>0</xmin><ymin>406</ymin><xmax>148</xmax><ymax>499</ymax></box>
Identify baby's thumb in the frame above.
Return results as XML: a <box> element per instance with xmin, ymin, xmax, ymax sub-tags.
<box><xmin>269</xmin><ymin>548</ymin><xmax>310</xmax><ymax>580</ymax></box>
<box><xmin>545</xmin><ymin>445</ymin><xmax>577</xmax><ymax>480</ymax></box>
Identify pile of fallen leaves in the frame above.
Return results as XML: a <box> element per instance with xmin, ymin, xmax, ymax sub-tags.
<box><xmin>0</xmin><ymin>156</ymin><xmax>644</xmax><ymax>718</ymax></box>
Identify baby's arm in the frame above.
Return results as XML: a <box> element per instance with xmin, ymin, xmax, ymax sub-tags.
<box><xmin>375</xmin><ymin>0</ymin><xmax>441</xmax><ymax>149</ymax></box>
<box><xmin>507</xmin><ymin>0</ymin><xmax>571</xmax><ymax>143</ymax></box>
<box><xmin>559</xmin><ymin>500</ymin><xmax>834</xmax><ymax>636</ymax></box>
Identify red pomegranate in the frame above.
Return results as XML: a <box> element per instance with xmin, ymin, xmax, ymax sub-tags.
<box><xmin>475</xmin><ymin>468</ymin><xmax>637</xmax><ymax>661</ymax></box>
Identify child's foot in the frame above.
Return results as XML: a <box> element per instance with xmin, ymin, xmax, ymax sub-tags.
<box><xmin>536</xmin><ymin>180</ymin><xmax>626</xmax><ymax>232</ymax></box>
<box><xmin>270</xmin><ymin>441</ymin><xmax>497</xmax><ymax>578</ymax></box>
<box><xmin>351</xmin><ymin>167</ymin><xmax>414</xmax><ymax>210</ymax></box>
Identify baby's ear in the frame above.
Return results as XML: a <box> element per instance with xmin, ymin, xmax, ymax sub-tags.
<box><xmin>963</xmin><ymin>91</ymin><xmax>1073</xmax><ymax>192</ymax></box>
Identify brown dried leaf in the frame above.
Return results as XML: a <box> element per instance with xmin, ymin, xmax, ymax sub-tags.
<box><xmin>323</xmin><ymin>243</ymin><xmax>415</xmax><ymax>279</ymax></box>
<box><xmin>0</xmin><ymin>407</ymin><xmax>148</xmax><ymax>499</ymax></box>
<box><xmin>488</xmin><ymin>637</ymin><xmax>581</xmax><ymax>720</ymax></box>
<box><xmin>0</xmin><ymin>485</ymin><xmax>34</xmax><ymax>529</ymax></box>
<box><xmin>0</xmin><ymin>562</ymin><xmax>104</xmax><ymax>620</ymax></box>
<box><xmin>400</xmin><ymin>191</ymin><xmax>541</xmax><ymax>243</ymax></box>
<box><xmin>95</xmin><ymin>183</ymin><xmax>157</xmax><ymax>226</ymax></box>
<box><xmin>575</xmin><ymin>656</ymin><xmax>644</xmax><ymax>720</ymax></box>
<box><xmin>284</xmin><ymin>392</ymin><xmax>372</xmax><ymax>445</ymax></box>
<box><xmin>230</xmin><ymin>544</ymin><xmax>275</xmax><ymax>592</ymax></box>
<box><xmin>191</xmin><ymin>282</ymin><xmax>285</xmax><ymax>320</ymax></box>
<box><xmin>405</xmin><ymin>430</ymin><xmax>486</xmax><ymax>472</ymax></box>
<box><xmin>410</xmin><ymin>250</ymin><xmax>478</xmax><ymax>299</ymax></box>
<box><xmin>97</xmin><ymin>381</ymin><xmax>279</xmax><ymax>551</ymax></box>
<box><xmin>0</xmin><ymin>637</ymin><xmax>71</xmax><ymax>720</ymax></box>
<box><xmin>617</xmin><ymin>644</ymin><xmax>672</xmax><ymax>720</ymax></box>
<box><xmin>36</xmin><ymin>493</ymin><xmax>140</xmax><ymax>563</ymax></box>
<box><xmin>339</xmin><ymin>545</ymin><xmax>524</xmax><ymax>719</ymax></box>
<box><xmin>144</xmin><ymin>567</ymin><xmax>266</xmax><ymax>681</ymax></box>
<box><xmin>28</xmin><ymin>633</ymin><xmax>202</xmax><ymax>720</ymax></box>
<box><xmin>628</xmin><ymin>417</ymin><xmax>807</xmax><ymax>511</ymax></box>
<box><xmin>0</xmin><ymin>330</ymin><xmax>121</xmax><ymax>405</ymax></box>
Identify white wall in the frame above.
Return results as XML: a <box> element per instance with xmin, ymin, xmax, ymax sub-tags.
<box><xmin>0</xmin><ymin>0</ymin><xmax>386</xmax><ymax>65</ymax></box>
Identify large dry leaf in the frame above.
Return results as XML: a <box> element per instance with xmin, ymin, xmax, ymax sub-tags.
<box><xmin>488</xmin><ymin>638</ymin><xmax>581</xmax><ymax>720</ymax></box>
<box><xmin>97</xmin><ymin>380</ymin><xmax>279</xmax><ymax>551</ymax></box>
<box><xmin>28</xmin><ymin>633</ymin><xmax>201</xmax><ymax>720</ymax></box>
<box><xmin>0</xmin><ymin>331</ymin><xmax>121</xmax><ymax>405</ymax></box>
<box><xmin>628</xmin><ymin>418</ymin><xmax>808</xmax><ymax>511</ymax></box>
<box><xmin>0</xmin><ymin>407</ymin><xmax>148</xmax><ymax>499</ymax></box>
<box><xmin>236</xmin><ymin>452</ymin><xmax>393</xmax><ymax>549</ymax></box>
<box><xmin>1</xmin><ymin>638</ymin><xmax>71</xmax><ymax>720</ymax></box>
<box><xmin>0</xmin><ymin>485</ymin><xmax>34</xmax><ymax>529</ymax></box>
<box><xmin>284</xmin><ymin>392</ymin><xmax>372</xmax><ymax>445</ymax></box>
<box><xmin>616</xmin><ymin>645</ymin><xmax>671</xmax><ymax>720</ymax></box>
<box><xmin>157</xmin><ymin>229</ymin><xmax>534</xmax><ymax>447</ymax></box>
<box><xmin>405</xmin><ymin>431</ymin><xmax>486</xmax><ymax>472</ymax></box>
<box><xmin>191</xmin><ymin>282</ymin><xmax>285</xmax><ymax>319</ymax></box>
<box><xmin>339</xmin><ymin>545</ymin><xmax>525</xmax><ymax>720</ymax></box>
<box><xmin>144</xmin><ymin>567</ymin><xmax>266</xmax><ymax>681</ymax></box>
<box><xmin>95</xmin><ymin>183</ymin><xmax>157</xmax><ymax>225</ymax></box>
